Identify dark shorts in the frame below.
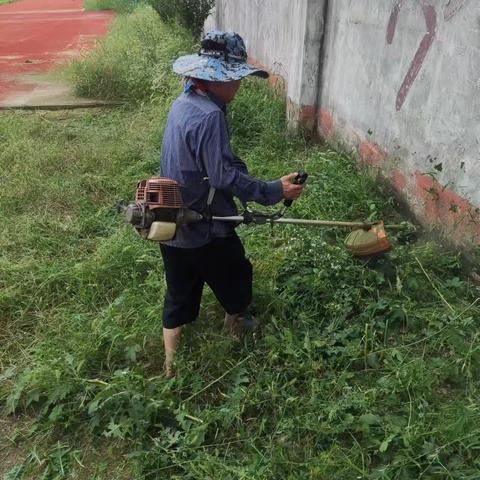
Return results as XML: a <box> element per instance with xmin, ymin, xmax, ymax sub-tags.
<box><xmin>160</xmin><ymin>234</ymin><xmax>253</xmax><ymax>329</ymax></box>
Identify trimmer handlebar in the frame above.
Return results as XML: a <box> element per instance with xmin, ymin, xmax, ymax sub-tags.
<box><xmin>284</xmin><ymin>170</ymin><xmax>308</xmax><ymax>208</ymax></box>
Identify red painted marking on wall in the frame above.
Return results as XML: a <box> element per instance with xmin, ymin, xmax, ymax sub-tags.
<box><xmin>396</xmin><ymin>4</ymin><xmax>436</xmax><ymax>111</ymax></box>
<box><xmin>415</xmin><ymin>171</ymin><xmax>480</xmax><ymax>244</ymax></box>
<box><xmin>386</xmin><ymin>0</ymin><xmax>406</xmax><ymax>44</ymax></box>
<box><xmin>392</xmin><ymin>169</ymin><xmax>407</xmax><ymax>191</ymax></box>
<box><xmin>386</xmin><ymin>1</ymin><xmax>437</xmax><ymax>111</ymax></box>
<box><xmin>359</xmin><ymin>141</ymin><xmax>387</xmax><ymax>166</ymax></box>
<box><xmin>318</xmin><ymin>108</ymin><xmax>334</xmax><ymax>139</ymax></box>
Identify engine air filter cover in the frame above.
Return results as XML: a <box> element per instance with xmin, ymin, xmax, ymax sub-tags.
<box><xmin>135</xmin><ymin>177</ymin><xmax>183</xmax><ymax>209</ymax></box>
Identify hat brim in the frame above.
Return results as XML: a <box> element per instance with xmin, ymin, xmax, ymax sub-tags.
<box><xmin>173</xmin><ymin>55</ymin><xmax>269</xmax><ymax>81</ymax></box>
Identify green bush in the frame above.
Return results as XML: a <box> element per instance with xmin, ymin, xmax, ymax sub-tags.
<box><xmin>149</xmin><ymin>0</ymin><xmax>216</xmax><ymax>38</ymax></box>
<box><xmin>68</xmin><ymin>6</ymin><xmax>193</xmax><ymax>101</ymax></box>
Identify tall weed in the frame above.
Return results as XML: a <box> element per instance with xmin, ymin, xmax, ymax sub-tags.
<box><xmin>68</xmin><ymin>6</ymin><xmax>193</xmax><ymax>101</ymax></box>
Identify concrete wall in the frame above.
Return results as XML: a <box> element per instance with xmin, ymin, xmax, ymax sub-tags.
<box><xmin>207</xmin><ymin>0</ymin><xmax>480</xmax><ymax>247</ymax></box>
<box><xmin>205</xmin><ymin>0</ymin><xmax>327</xmax><ymax>129</ymax></box>
<box><xmin>318</xmin><ymin>0</ymin><xmax>480</xmax><ymax>247</ymax></box>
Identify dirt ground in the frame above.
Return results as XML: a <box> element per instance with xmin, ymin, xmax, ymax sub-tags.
<box><xmin>0</xmin><ymin>416</ymin><xmax>29</xmax><ymax>478</ymax></box>
<box><xmin>0</xmin><ymin>0</ymin><xmax>114</xmax><ymax>108</ymax></box>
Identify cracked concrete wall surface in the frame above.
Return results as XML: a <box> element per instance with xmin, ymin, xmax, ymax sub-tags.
<box><xmin>206</xmin><ymin>0</ymin><xmax>480</xmax><ymax>247</ymax></box>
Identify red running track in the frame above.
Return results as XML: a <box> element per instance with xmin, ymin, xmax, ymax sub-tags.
<box><xmin>0</xmin><ymin>0</ymin><xmax>113</xmax><ymax>101</ymax></box>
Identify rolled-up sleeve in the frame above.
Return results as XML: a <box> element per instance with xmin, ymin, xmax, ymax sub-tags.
<box><xmin>198</xmin><ymin>111</ymin><xmax>284</xmax><ymax>206</ymax></box>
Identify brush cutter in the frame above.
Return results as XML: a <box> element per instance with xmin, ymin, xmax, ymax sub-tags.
<box><xmin>121</xmin><ymin>174</ymin><xmax>408</xmax><ymax>257</ymax></box>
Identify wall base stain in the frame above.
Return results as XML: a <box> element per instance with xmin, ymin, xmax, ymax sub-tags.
<box><xmin>300</xmin><ymin>105</ymin><xmax>317</xmax><ymax>130</ymax></box>
<box><xmin>359</xmin><ymin>141</ymin><xmax>387</xmax><ymax>166</ymax></box>
<box><xmin>414</xmin><ymin>171</ymin><xmax>480</xmax><ymax>245</ymax></box>
<box><xmin>318</xmin><ymin>108</ymin><xmax>334</xmax><ymax>139</ymax></box>
<box><xmin>392</xmin><ymin>169</ymin><xmax>407</xmax><ymax>191</ymax></box>
<box><xmin>310</xmin><ymin>107</ymin><xmax>479</xmax><ymax>247</ymax></box>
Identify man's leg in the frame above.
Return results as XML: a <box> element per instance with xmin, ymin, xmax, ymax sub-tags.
<box><xmin>160</xmin><ymin>244</ymin><xmax>204</xmax><ymax>376</ymax></box>
<box><xmin>201</xmin><ymin>235</ymin><xmax>255</xmax><ymax>336</ymax></box>
<box><xmin>163</xmin><ymin>326</ymin><xmax>182</xmax><ymax>378</ymax></box>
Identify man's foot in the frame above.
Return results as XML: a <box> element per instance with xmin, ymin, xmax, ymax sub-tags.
<box><xmin>224</xmin><ymin>313</ymin><xmax>260</xmax><ymax>337</ymax></box>
<box><xmin>164</xmin><ymin>362</ymin><xmax>175</xmax><ymax>379</ymax></box>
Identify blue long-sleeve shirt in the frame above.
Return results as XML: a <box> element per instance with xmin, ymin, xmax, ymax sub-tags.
<box><xmin>159</xmin><ymin>90</ymin><xmax>284</xmax><ymax>248</ymax></box>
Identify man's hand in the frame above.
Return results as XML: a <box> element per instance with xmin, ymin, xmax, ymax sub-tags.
<box><xmin>281</xmin><ymin>172</ymin><xmax>306</xmax><ymax>200</ymax></box>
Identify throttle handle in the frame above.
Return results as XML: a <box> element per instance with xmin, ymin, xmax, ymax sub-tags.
<box><xmin>284</xmin><ymin>171</ymin><xmax>308</xmax><ymax>207</ymax></box>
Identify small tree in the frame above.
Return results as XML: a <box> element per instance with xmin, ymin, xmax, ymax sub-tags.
<box><xmin>150</xmin><ymin>0</ymin><xmax>216</xmax><ymax>39</ymax></box>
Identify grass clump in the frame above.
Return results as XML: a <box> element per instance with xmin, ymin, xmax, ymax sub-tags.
<box><xmin>2</xmin><ymin>11</ymin><xmax>480</xmax><ymax>480</ymax></box>
<box><xmin>84</xmin><ymin>0</ymin><xmax>144</xmax><ymax>13</ymax></box>
<box><xmin>69</xmin><ymin>5</ymin><xmax>193</xmax><ymax>101</ymax></box>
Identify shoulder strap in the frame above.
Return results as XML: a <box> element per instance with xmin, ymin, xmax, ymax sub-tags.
<box><xmin>206</xmin><ymin>184</ymin><xmax>216</xmax><ymax>212</ymax></box>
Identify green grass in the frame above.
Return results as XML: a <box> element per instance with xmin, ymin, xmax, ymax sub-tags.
<box><xmin>1</xmin><ymin>6</ymin><xmax>480</xmax><ymax>480</ymax></box>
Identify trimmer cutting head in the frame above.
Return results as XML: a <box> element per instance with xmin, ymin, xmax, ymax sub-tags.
<box><xmin>344</xmin><ymin>221</ymin><xmax>392</xmax><ymax>257</ymax></box>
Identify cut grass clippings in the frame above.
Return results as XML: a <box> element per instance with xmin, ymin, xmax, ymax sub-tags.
<box><xmin>1</xmin><ymin>5</ymin><xmax>480</xmax><ymax>480</ymax></box>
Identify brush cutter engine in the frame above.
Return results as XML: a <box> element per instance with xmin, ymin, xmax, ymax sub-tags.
<box><xmin>124</xmin><ymin>177</ymin><xmax>202</xmax><ymax>241</ymax></box>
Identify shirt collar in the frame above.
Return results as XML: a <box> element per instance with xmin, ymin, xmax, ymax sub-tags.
<box><xmin>204</xmin><ymin>89</ymin><xmax>227</xmax><ymax>115</ymax></box>
<box><xmin>185</xmin><ymin>84</ymin><xmax>227</xmax><ymax>115</ymax></box>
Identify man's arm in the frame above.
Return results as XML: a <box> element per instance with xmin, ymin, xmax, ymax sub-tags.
<box><xmin>198</xmin><ymin>111</ymin><xmax>283</xmax><ymax>206</ymax></box>
<box><xmin>232</xmin><ymin>155</ymin><xmax>248</xmax><ymax>175</ymax></box>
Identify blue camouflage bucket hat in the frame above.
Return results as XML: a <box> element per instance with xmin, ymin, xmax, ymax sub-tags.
<box><xmin>173</xmin><ymin>31</ymin><xmax>268</xmax><ymax>82</ymax></box>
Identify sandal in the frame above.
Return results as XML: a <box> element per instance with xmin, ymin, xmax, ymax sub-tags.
<box><xmin>224</xmin><ymin>313</ymin><xmax>260</xmax><ymax>337</ymax></box>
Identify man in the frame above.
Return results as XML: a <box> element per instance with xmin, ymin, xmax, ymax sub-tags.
<box><xmin>160</xmin><ymin>31</ymin><xmax>305</xmax><ymax>376</ymax></box>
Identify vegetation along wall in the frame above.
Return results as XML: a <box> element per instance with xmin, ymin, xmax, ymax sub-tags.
<box><xmin>206</xmin><ymin>0</ymin><xmax>480</xmax><ymax>248</ymax></box>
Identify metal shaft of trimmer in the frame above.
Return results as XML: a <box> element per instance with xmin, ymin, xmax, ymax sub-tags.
<box><xmin>211</xmin><ymin>216</ymin><xmax>405</xmax><ymax>230</ymax></box>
